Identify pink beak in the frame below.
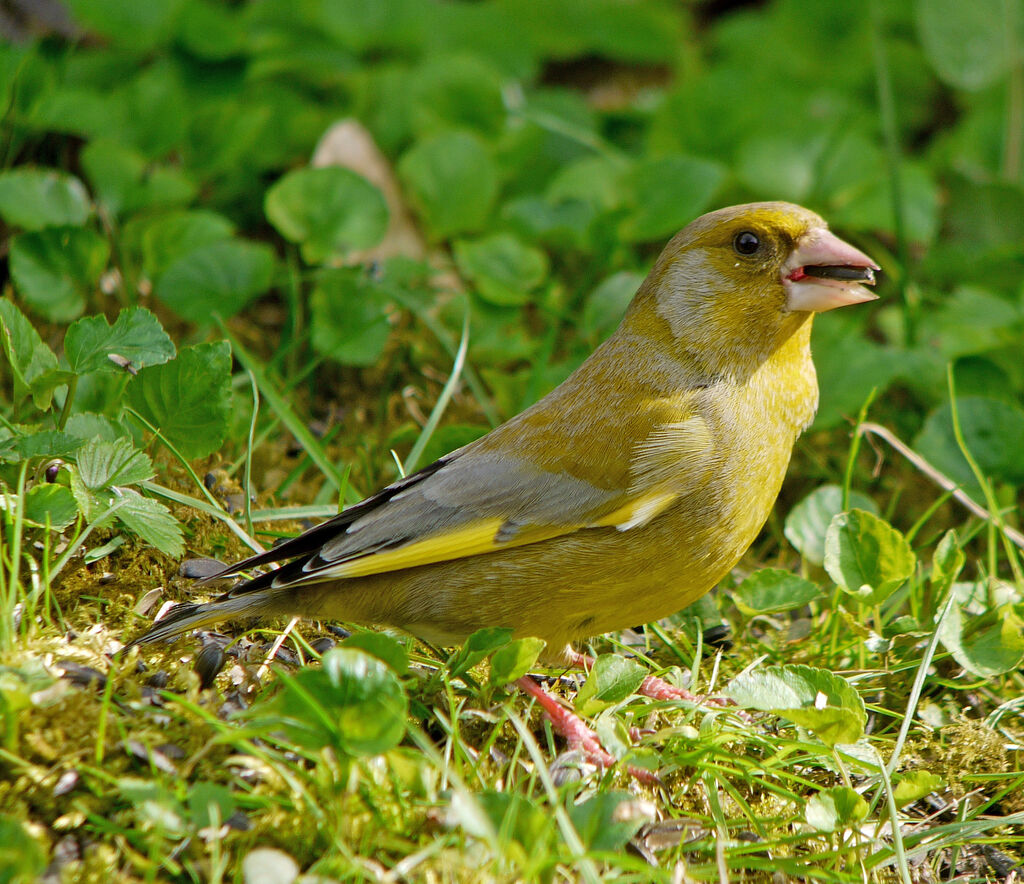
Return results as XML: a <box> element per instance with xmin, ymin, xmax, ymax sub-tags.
<box><xmin>782</xmin><ymin>228</ymin><xmax>880</xmax><ymax>313</ymax></box>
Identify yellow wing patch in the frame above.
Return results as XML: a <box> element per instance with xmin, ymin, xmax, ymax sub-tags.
<box><xmin>589</xmin><ymin>489</ymin><xmax>678</xmax><ymax>532</ymax></box>
<box><xmin>317</xmin><ymin>518</ymin><xmax>570</xmax><ymax>580</ymax></box>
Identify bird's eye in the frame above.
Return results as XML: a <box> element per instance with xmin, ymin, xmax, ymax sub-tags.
<box><xmin>733</xmin><ymin>231</ymin><xmax>761</xmax><ymax>255</ymax></box>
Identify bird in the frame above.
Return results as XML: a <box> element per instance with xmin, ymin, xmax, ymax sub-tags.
<box><xmin>132</xmin><ymin>201</ymin><xmax>878</xmax><ymax>770</ymax></box>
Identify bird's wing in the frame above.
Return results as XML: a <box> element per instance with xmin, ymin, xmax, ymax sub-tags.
<box><xmin>218</xmin><ymin>386</ymin><xmax>716</xmax><ymax>590</ymax></box>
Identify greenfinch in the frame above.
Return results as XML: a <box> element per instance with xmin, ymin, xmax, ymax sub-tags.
<box><xmin>135</xmin><ymin>202</ymin><xmax>877</xmax><ymax>673</ymax></box>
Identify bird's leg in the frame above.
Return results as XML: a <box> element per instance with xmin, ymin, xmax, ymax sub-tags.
<box><xmin>565</xmin><ymin>650</ymin><xmax>731</xmax><ymax>707</ymax></box>
<box><xmin>514</xmin><ymin>675</ymin><xmax>615</xmax><ymax>766</ymax></box>
<box><xmin>514</xmin><ymin>675</ymin><xmax>660</xmax><ymax>784</ymax></box>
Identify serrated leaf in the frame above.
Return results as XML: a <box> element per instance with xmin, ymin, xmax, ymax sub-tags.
<box><xmin>489</xmin><ymin>637</ymin><xmax>546</xmax><ymax>686</ymax></box>
<box><xmin>155</xmin><ymin>239</ymin><xmax>274</xmax><ymax>324</ymax></box>
<box><xmin>126</xmin><ymin>341</ymin><xmax>232</xmax><ymax>460</ymax></box>
<box><xmin>784</xmin><ymin>485</ymin><xmax>878</xmax><ymax>566</ymax></box>
<box><xmin>728</xmin><ymin>664</ymin><xmax>866</xmax><ymax>747</ymax></box>
<box><xmin>734</xmin><ymin>568</ymin><xmax>823</xmax><ymax>614</ymax></box>
<box><xmin>824</xmin><ymin>509</ymin><xmax>916</xmax><ymax>605</ymax></box>
<box><xmin>64</xmin><ymin>307</ymin><xmax>175</xmax><ymax>375</ymax></box>
<box><xmin>7</xmin><ymin>430</ymin><xmax>84</xmax><ymax>462</ymax></box>
<box><xmin>575</xmin><ymin>654</ymin><xmax>647</xmax><ymax>717</ymax></box>
<box><xmin>265</xmin><ymin>166</ymin><xmax>389</xmax><ymax>264</ymax></box>
<box><xmin>806</xmin><ymin>786</ymin><xmax>868</xmax><ymax>832</ymax></box>
<box><xmin>113</xmin><ymin>487</ymin><xmax>184</xmax><ymax>557</ymax></box>
<box><xmin>0</xmin><ymin>167</ymin><xmax>90</xmax><ymax>230</ymax></box>
<box><xmin>76</xmin><ymin>437</ymin><xmax>154</xmax><ymax>490</ymax></box>
<box><xmin>10</xmin><ymin>226</ymin><xmax>109</xmax><ymax>322</ymax></box>
<box><xmin>0</xmin><ymin>300</ymin><xmax>59</xmax><ymax>409</ymax></box>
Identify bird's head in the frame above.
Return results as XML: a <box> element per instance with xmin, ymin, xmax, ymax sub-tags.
<box><xmin>630</xmin><ymin>202</ymin><xmax>879</xmax><ymax>380</ymax></box>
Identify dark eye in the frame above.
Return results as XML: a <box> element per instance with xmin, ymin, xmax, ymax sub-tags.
<box><xmin>733</xmin><ymin>231</ymin><xmax>761</xmax><ymax>255</ymax></box>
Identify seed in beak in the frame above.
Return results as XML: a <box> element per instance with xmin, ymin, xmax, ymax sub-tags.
<box><xmin>802</xmin><ymin>265</ymin><xmax>877</xmax><ymax>284</ymax></box>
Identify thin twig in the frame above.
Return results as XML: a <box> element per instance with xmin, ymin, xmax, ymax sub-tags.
<box><xmin>857</xmin><ymin>422</ymin><xmax>1024</xmax><ymax>550</ymax></box>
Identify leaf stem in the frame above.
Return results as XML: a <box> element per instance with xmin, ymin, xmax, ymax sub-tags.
<box><xmin>57</xmin><ymin>374</ymin><xmax>78</xmax><ymax>430</ymax></box>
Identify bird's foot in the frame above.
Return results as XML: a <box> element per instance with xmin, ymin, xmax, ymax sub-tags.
<box><xmin>514</xmin><ymin>676</ymin><xmax>659</xmax><ymax>784</ymax></box>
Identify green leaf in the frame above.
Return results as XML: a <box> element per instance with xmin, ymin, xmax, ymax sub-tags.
<box><xmin>10</xmin><ymin>227</ymin><xmax>110</xmax><ymax>322</ymax></box>
<box><xmin>454</xmin><ymin>233</ymin><xmax>549</xmax><ymax>306</ymax></box>
<box><xmin>64</xmin><ymin>308</ymin><xmax>175</xmax><ymax>375</ymax></box>
<box><xmin>892</xmin><ymin>771</ymin><xmax>944</xmax><ymax>807</ymax></box>
<box><xmin>784</xmin><ymin>485</ymin><xmax>878</xmax><ymax>566</ymax></box>
<box><xmin>915</xmin><ymin>397</ymin><xmax>1024</xmax><ymax>490</ymax></box>
<box><xmin>309</xmin><ymin>269</ymin><xmax>393</xmax><ymax>367</ymax></box>
<box><xmin>937</xmin><ymin>601</ymin><xmax>1024</xmax><ymax>677</ymax></box>
<box><xmin>409</xmin><ymin>54</ymin><xmax>506</xmax><ymax>138</ymax></box>
<box><xmin>0</xmin><ymin>816</ymin><xmax>46</xmax><ymax>883</ymax></box>
<box><xmin>737</xmin><ymin>132</ymin><xmax>827</xmax><ymax>203</ymax></box>
<box><xmin>76</xmin><ymin>437</ymin><xmax>155</xmax><ymax>491</ymax></box>
<box><xmin>80</xmin><ymin>138</ymin><xmax>196</xmax><ymax>218</ymax></box>
<box><xmin>252</xmin><ymin>648</ymin><xmax>408</xmax><ymax>756</ymax></box>
<box><xmin>568</xmin><ymin>792</ymin><xmax>646</xmax><ymax>852</ymax></box>
<box><xmin>126</xmin><ymin>341</ymin><xmax>232</xmax><ymax>460</ymax></box>
<box><xmin>265</xmin><ymin>166</ymin><xmax>389</xmax><ymax>264</ymax></box>
<box><xmin>20</xmin><ymin>484</ymin><xmax>79</xmax><ymax>530</ymax></box>
<box><xmin>0</xmin><ymin>300</ymin><xmax>60</xmax><ymax>410</ymax></box>
<box><xmin>3</xmin><ymin>430</ymin><xmax>84</xmax><ymax>463</ymax></box>
<box><xmin>0</xmin><ymin>168</ymin><xmax>90</xmax><ymax>230</ymax></box>
<box><xmin>188</xmin><ymin>782</ymin><xmax>236</xmax><ymax>830</ymax></box>
<box><xmin>64</xmin><ymin>413</ymin><xmax>128</xmax><ymax>444</ymax></box>
<box><xmin>806</xmin><ymin>786</ymin><xmax>869</xmax><ymax>832</ymax></box>
<box><xmin>931</xmin><ymin>529</ymin><xmax>965</xmax><ymax>593</ymax></box>
<box><xmin>140</xmin><ymin>209</ymin><xmax>235</xmax><ymax>279</ymax></box>
<box><xmin>113</xmin><ymin>487</ymin><xmax>184</xmax><ymax>557</ymax></box>
<box><xmin>341</xmin><ymin>632</ymin><xmax>409</xmax><ymax>675</ymax></box>
<box><xmin>489</xmin><ymin>637</ymin><xmax>546</xmax><ymax>686</ymax></box>
<box><xmin>824</xmin><ymin>510</ymin><xmax>916</xmax><ymax>605</ymax></box>
<box><xmin>734</xmin><ymin>568</ymin><xmax>823</xmax><ymax>615</ymax></box>
<box><xmin>65</xmin><ymin>0</ymin><xmax>184</xmax><ymax>52</ymax></box>
<box><xmin>575</xmin><ymin>654</ymin><xmax>647</xmax><ymax>717</ymax></box>
<box><xmin>155</xmin><ymin>239</ymin><xmax>274</xmax><ymax>324</ymax></box>
<box><xmin>619</xmin><ymin>154</ymin><xmax>725</xmax><ymax>242</ymax></box>
<box><xmin>399</xmin><ymin>130</ymin><xmax>498</xmax><ymax>238</ymax></box>
<box><xmin>916</xmin><ymin>0</ymin><xmax>1013</xmax><ymax>90</ymax></box>
<box><xmin>447</xmin><ymin>627</ymin><xmax>514</xmax><ymax>681</ymax></box>
<box><xmin>582</xmin><ymin>271</ymin><xmax>643</xmax><ymax>338</ymax></box>
<box><xmin>728</xmin><ymin>664</ymin><xmax>866</xmax><ymax>747</ymax></box>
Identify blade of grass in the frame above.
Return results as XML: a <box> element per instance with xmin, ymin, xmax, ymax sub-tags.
<box><xmin>220</xmin><ymin>323</ymin><xmax>360</xmax><ymax>505</ymax></box>
<box><xmin>404</xmin><ymin>309</ymin><xmax>469</xmax><ymax>475</ymax></box>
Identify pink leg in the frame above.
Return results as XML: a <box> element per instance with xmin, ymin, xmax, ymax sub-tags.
<box><xmin>514</xmin><ymin>676</ymin><xmax>659</xmax><ymax>784</ymax></box>
<box><xmin>566</xmin><ymin>650</ymin><xmax>732</xmax><ymax>707</ymax></box>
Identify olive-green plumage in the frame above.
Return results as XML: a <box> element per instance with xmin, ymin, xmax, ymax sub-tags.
<box><xmin>135</xmin><ymin>202</ymin><xmax>878</xmax><ymax>663</ymax></box>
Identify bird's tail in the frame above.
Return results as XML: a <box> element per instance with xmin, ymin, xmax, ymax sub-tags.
<box><xmin>126</xmin><ymin>589</ymin><xmax>280</xmax><ymax>648</ymax></box>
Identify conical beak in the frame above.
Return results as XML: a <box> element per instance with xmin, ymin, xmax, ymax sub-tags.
<box><xmin>782</xmin><ymin>228</ymin><xmax>880</xmax><ymax>313</ymax></box>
